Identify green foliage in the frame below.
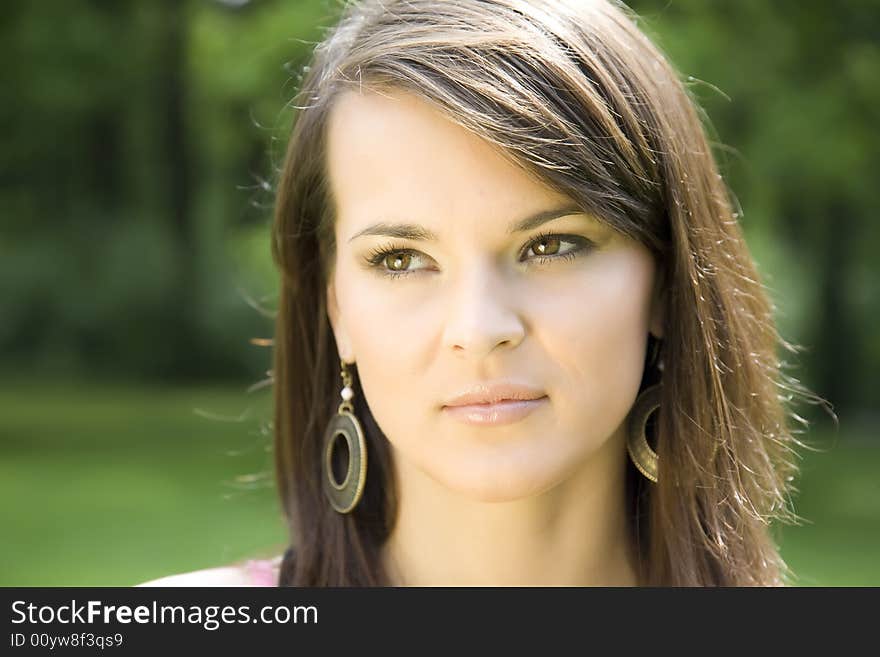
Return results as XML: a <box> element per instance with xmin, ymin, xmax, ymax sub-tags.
<box><xmin>1</xmin><ymin>0</ymin><xmax>877</xmax><ymax>588</ymax></box>
<box><xmin>1</xmin><ymin>0</ymin><xmax>337</xmax><ymax>381</ymax></box>
<box><xmin>628</xmin><ymin>0</ymin><xmax>880</xmax><ymax>413</ymax></box>
<box><xmin>2</xmin><ymin>0</ymin><xmax>877</xmax><ymax>413</ymax></box>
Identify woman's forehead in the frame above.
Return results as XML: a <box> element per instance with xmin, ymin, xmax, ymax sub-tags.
<box><xmin>325</xmin><ymin>88</ymin><xmax>580</xmax><ymax>239</ymax></box>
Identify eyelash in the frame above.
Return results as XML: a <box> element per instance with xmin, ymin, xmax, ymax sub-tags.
<box><xmin>363</xmin><ymin>231</ymin><xmax>594</xmax><ymax>280</ymax></box>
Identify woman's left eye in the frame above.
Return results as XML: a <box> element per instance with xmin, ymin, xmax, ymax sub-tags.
<box><xmin>522</xmin><ymin>233</ymin><xmax>592</xmax><ymax>263</ymax></box>
<box><xmin>364</xmin><ymin>232</ymin><xmax>594</xmax><ymax>280</ymax></box>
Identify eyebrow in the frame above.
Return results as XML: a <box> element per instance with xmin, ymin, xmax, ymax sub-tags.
<box><xmin>347</xmin><ymin>204</ymin><xmax>586</xmax><ymax>243</ymax></box>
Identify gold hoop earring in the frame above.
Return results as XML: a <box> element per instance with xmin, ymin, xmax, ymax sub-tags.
<box><xmin>322</xmin><ymin>358</ymin><xmax>367</xmax><ymax>514</ymax></box>
<box><xmin>626</xmin><ymin>383</ymin><xmax>661</xmax><ymax>483</ymax></box>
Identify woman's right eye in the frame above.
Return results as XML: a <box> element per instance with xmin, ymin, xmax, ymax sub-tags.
<box><xmin>364</xmin><ymin>245</ymin><xmax>429</xmax><ymax>280</ymax></box>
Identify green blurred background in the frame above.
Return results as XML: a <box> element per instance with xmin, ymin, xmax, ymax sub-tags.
<box><xmin>1</xmin><ymin>0</ymin><xmax>877</xmax><ymax>586</ymax></box>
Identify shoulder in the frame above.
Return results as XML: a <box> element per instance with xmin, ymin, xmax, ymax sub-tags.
<box><xmin>136</xmin><ymin>566</ymin><xmax>252</xmax><ymax>587</ymax></box>
<box><xmin>136</xmin><ymin>555</ymin><xmax>283</xmax><ymax>587</ymax></box>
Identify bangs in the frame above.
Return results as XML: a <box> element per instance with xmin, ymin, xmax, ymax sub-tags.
<box><xmin>320</xmin><ymin>0</ymin><xmax>673</xmax><ymax>255</ymax></box>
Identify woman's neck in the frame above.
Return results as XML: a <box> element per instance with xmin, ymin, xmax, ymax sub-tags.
<box><xmin>381</xmin><ymin>427</ymin><xmax>640</xmax><ymax>587</ymax></box>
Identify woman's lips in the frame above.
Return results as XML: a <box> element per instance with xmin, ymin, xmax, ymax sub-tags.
<box><xmin>441</xmin><ymin>396</ymin><xmax>548</xmax><ymax>426</ymax></box>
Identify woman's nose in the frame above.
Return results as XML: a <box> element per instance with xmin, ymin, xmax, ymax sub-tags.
<box><xmin>440</xmin><ymin>264</ymin><xmax>526</xmax><ymax>358</ymax></box>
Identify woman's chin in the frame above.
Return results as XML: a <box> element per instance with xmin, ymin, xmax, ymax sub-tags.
<box><xmin>430</xmin><ymin>464</ymin><xmax>562</xmax><ymax>504</ymax></box>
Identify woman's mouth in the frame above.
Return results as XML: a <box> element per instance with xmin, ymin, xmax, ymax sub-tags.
<box><xmin>441</xmin><ymin>396</ymin><xmax>548</xmax><ymax>426</ymax></box>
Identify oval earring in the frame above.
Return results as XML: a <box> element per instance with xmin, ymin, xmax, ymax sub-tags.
<box><xmin>626</xmin><ymin>382</ymin><xmax>661</xmax><ymax>483</ymax></box>
<box><xmin>322</xmin><ymin>358</ymin><xmax>367</xmax><ymax>514</ymax></box>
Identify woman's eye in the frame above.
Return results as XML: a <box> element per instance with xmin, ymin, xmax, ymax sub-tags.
<box><xmin>529</xmin><ymin>237</ymin><xmax>558</xmax><ymax>257</ymax></box>
<box><xmin>367</xmin><ymin>248</ymin><xmax>432</xmax><ymax>278</ymax></box>
<box><xmin>364</xmin><ymin>232</ymin><xmax>593</xmax><ymax>280</ymax></box>
<box><xmin>522</xmin><ymin>229</ymin><xmax>593</xmax><ymax>264</ymax></box>
<box><xmin>371</xmin><ymin>250</ymin><xmax>429</xmax><ymax>280</ymax></box>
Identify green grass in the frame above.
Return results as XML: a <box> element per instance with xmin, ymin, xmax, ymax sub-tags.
<box><xmin>0</xmin><ymin>380</ymin><xmax>286</xmax><ymax>586</ymax></box>
<box><xmin>777</xmin><ymin>432</ymin><xmax>880</xmax><ymax>586</ymax></box>
<box><xmin>1</xmin><ymin>381</ymin><xmax>877</xmax><ymax>586</ymax></box>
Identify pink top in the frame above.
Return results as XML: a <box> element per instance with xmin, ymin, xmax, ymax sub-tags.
<box><xmin>243</xmin><ymin>556</ymin><xmax>282</xmax><ymax>587</ymax></box>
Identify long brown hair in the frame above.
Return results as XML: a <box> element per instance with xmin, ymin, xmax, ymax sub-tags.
<box><xmin>271</xmin><ymin>0</ymin><xmax>815</xmax><ymax>586</ymax></box>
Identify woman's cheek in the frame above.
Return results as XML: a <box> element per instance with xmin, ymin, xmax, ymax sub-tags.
<box><xmin>344</xmin><ymin>279</ymin><xmax>442</xmax><ymax>382</ymax></box>
<box><xmin>548</xmin><ymin>256</ymin><xmax>653</xmax><ymax>415</ymax></box>
<box><xmin>336</xmin><ymin>272</ymin><xmax>434</xmax><ymax>402</ymax></box>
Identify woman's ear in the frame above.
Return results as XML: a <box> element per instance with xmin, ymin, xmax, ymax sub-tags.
<box><xmin>326</xmin><ymin>274</ymin><xmax>353</xmax><ymax>362</ymax></box>
<box><xmin>649</xmin><ymin>263</ymin><xmax>666</xmax><ymax>340</ymax></box>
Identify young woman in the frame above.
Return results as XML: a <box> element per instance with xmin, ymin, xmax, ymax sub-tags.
<box><xmin>141</xmin><ymin>0</ymin><xmax>813</xmax><ymax>587</ymax></box>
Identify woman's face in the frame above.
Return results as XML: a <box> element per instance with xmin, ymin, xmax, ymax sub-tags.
<box><xmin>325</xmin><ymin>88</ymin><xmax>663</xmax><ymax>502</ymax></box>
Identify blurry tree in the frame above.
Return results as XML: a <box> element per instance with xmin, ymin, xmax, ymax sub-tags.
<box><xmin>0</xmin><ymin>0</ymin><xmax>331</xmax><ymax>381</ymax></box>
<box><xmin>1</xmin><ymin>0</ymin><xmax>877</xmax><ymax>418</ymax></box>
<box><xmin>629</xmin><ymin>0</ymin><xmax>880</xmax><ymax>416</ymax></box>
